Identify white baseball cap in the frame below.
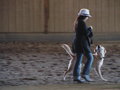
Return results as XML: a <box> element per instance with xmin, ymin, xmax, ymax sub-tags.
<box><xmin>78</xmin><ymin>8</ymin><xmax>91</xmax><ymax>17</ymax></box>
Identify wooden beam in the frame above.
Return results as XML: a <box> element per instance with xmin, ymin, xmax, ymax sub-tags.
<box><xmin>44</xmin><ymin>0</ymin><xmax>49</xmax><ymax>33</ymax></box>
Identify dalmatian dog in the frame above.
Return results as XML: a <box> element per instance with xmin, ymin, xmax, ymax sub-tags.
<box><xmin>61</xmin><ymin>44</ymin><xmax>107</xmax><ymax>81</ymax></box>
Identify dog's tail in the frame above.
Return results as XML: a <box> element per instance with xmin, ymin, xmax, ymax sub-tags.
<box><xmin>61</xmin><ymin>44</ymin><xmax>75</xmax><ymax>58</ymax></box>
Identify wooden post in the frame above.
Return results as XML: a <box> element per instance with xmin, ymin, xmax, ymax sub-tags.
<box><xmin>44</xmin><ymin>0</ymin><xmax>49</xmax><ymax>34</ymax></box>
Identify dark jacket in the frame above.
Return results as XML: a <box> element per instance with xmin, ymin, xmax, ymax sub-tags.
<box><xmin>72</xmin><ymin>20</ymin><xmax>93</xmax><ymax>54</ymax></box>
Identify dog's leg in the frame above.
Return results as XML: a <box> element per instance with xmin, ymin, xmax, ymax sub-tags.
<box><xmin>93</xmin><ymin>54</ymin><xmax>99</xmax><ymax>76</ymax></box>
<box><xmin>94</xmin><ymin>68</ymin><xmax>99</xmax><ymax>76</ymax></box>
<box><xmin>61</xmin><ymin>44</ymin><xmax>76</xmax><ymax>80</ymax></box>
<box><xmin>63</xmin><ymin>57</ymin><xmax>76</xmax><ymax>80</ymax></box>
<box><xmin>63</xmin><ymin>59</ymin><xmax>73</xmax><ymax>80</ymax></box>
<box><xmin>96</xmin><ymin>58</ymin><xmax>108</xmax><ymax>81</ymax></box>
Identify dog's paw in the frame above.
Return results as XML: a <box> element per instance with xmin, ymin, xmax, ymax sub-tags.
<box><xmin>102</xmin><ymin>78</ymin><xmax>108</xmax><ymax>81</ymax></box>
<box><xmin>63</xmin><ymin>77</ymin><xmax>66</xmax><ymax>81</ymax></box>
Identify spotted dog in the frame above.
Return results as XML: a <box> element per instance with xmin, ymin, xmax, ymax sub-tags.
<box><xmin>61</xmin><ymin>44</ymin><xmax>107</xmax><ymax>81</ymax></box>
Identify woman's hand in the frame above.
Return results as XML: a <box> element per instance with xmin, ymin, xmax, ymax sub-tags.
<box><xmin>88</xmin><ymin>26</ymin><xmax>93</xmax><ymax>31</ymax></box>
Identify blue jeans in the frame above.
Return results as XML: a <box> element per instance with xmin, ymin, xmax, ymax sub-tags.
<box><xmin>73</xmin><ymin>53</ymin><xmax>94</xmax><ymax>80</ymax></box>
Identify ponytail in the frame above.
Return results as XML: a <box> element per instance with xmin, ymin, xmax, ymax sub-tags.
<box><xmin>73</xmin><ymin>15</ymin><xmax>88</xmax><ymax>32</ymax></box>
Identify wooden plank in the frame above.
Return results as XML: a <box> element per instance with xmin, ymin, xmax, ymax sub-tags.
<box><xmin>29</xmin><ymin>0</ymin><xmax>34</xmax><ymax>32</ymax></box>
<box><xmin>61</xmin><ymin>0</ymin><xmax>64</xmax><ymax>32</ymax></box>
<box><xmin>101</xmin><ymin>0</ymin><xmax>109</xmax><ymax>33</ymax></box>
<box><xmin>64</xmin><ymin>0</ymin><xmax>67</xmax><ymax>32</ymax></box>
<box><xmin>66</xmin><ymin>0</ymin><xmax>74</xmax><ymax>33</ymax></box>
<box><xmin>73</xmin><ymin>0</ymin><xmax>79</xmax><ymax>16</ymax></box>
<box><xmin>16</xmin><ymin>0</ymin><xmax>23</xmax><ymax>32</ymax></box>
<box><xmin>67</xmin><ymin>0</ymin><xmax>74</xmax><ymax>32</ymax></box>
<box><xmin>55</xmin><ymin>0</ymin><xmax>64</xmax><ymax>32</ymax></box>
<box><xmin>59</xmin><ymin>0</ymin><xmax>64</xmax><ymax>32</ymax></box>
<box><xmin>44</xmin><ymin>0</ymin><xmax>49</xmax><ymax>33</ymax></box>
<box><xmin>117</xmin><ymin>0</ymin><xmax>120</xmax><ymax>33</ymax></box>
<box><xmin>0</xmin><ymin>0</ymin><xmax>3</xmax><ymax>32</ymax></box>
<box><xmin>109</xmin><ymin>0</ymin><xmax>115</xmax><ymax>32</ymax></box>
<box><xmin>23</xmin><ymin>0</ymin><xmax>30</xmax><ymax>32</ymax></box>
<box><xmin>72</xmin><ymin>0</ymin><xmax>79</xmax><ymax>32</ymax></box>
<box><xmin>62</xmin><ymin>0</ymin><xmax>66</xmax><ymax>32</ymax></box>
<box><xmin>79</xmin><ymin>0</ymin><xmax>88</xmax><ymax>9</ymax></box>
<box><xmin>52</xmin><ymin>0</ymin><xmax>58</xmax><ymax>32</ymax></box>
<box><xmin>88</xmin><ymin>0</ymin><xmax>96</xmax><ymax>33</ymax></box>
<box><xmin>48</xmin><ymin>0</ymin><xmax>54</xmax><ymax>32</ymax></box>
<box><xmin>114</xmin><ymin>0</ymin><xmax>120</xmax><ymax>32</ymax></box>
<box><xmin>52</xmin><ymin>0</ymin><xmax>63</xmax><ymax>33</ymax></box>
<box><xmin>34</xmin><ymin>0</ymin><xmax>44</xmax><ymax>32</ymax></box>
<box><xmin>96</xmin><ymin>0</ymin><xmax>102</xmax><ymax>33</ymax></box>
<box><xmin>2</xmin><ymin>0</ymin><xmax>9</xmax><ymax>32</ymax></box>
<box><xmin>9</xmin><ymin>0</ymin><xmax>16</xmax><ymax>32</ymax></box>
<box><xmin>41</xmin><ymin>0</ymin><xmax>44</xmax><ymax>32</ymax></box>
<box><xmin>72</xmin><ymin>0</ymin><xmax>76</xmax><ymax>32</ymax></box>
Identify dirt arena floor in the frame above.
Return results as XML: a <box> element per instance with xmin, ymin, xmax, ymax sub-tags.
<box><xmin>0</xmin><ymin>42</ymin><xmax>120</xmax><ymax>86</ymax></box>
<box><xmin>0</xmin><ymin>84</ymin><xmax>120</xmax><ymax>90</ymax></box>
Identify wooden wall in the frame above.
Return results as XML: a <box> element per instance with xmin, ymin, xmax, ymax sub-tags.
<box><xmin>0</xmin><ymin>0</ymin><xmax>44</xmax><ymax>33</ymax></box>
<box><xmin>0</xmin><ymin>0</ymin><xmax>120</xmax><ymax>33</ymax></box>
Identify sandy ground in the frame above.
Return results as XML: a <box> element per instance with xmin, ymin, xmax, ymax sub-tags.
<box><xmin>0</xmin><ymin>84</ymin><xmax>120</xmax><ymax>90</ymax></box>
<box><xmin>0</xmin><ymin>42</ymin><xmax>120</xmax><ymax>86</ymax></box>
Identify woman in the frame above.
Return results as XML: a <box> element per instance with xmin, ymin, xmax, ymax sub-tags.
<box><xmin>73</xmin><ymin>9</ymin><xmax>94</xmax><ymax>83</ymax></box>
